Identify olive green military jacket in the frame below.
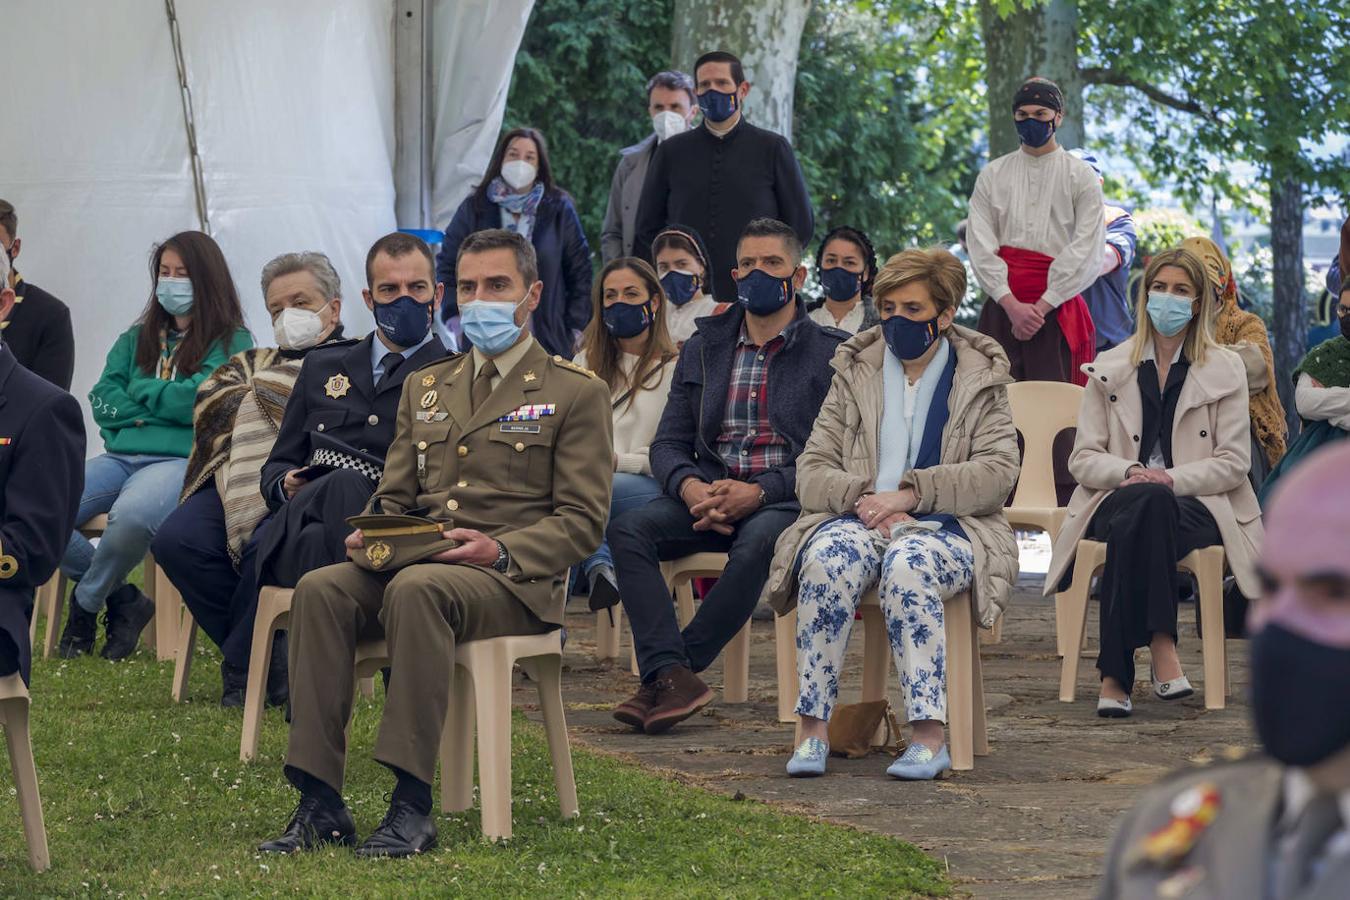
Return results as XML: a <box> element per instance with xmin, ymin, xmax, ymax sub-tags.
<box><xmin>366</xmin><ymin>338</ymin><xmax>613</xmax><ymax>625</ymax></box>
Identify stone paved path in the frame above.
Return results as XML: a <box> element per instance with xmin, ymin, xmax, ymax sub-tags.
<box><xmin>524</xmin><ymin>574</ymin><xmax>1255</xmax><ymax>897</ymax></box>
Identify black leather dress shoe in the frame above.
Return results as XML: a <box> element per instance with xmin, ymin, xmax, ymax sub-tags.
<box><xmin>258</xmin><ymin>796</ymin><xmax>357</xmax><ymax>853</ymax></box>
<box><xmin>354</xmin><ymin>799</ymin><xmax>437</xmax><ymax>858</ymax></box>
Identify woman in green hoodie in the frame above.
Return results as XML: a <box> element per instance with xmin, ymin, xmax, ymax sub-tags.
<box><xmin>58</xmin><ymin>231</ymin><xmax>252</xmax><ymax>660</ymax></box>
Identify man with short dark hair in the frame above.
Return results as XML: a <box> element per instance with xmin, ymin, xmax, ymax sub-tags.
<box><xmin>252</xmin><ymin>232</ymin><xmax>451</xmax><ymax>610</ymax></box>
<box><xmin>608</xmin><ymin>217</ymin><xmax>844</xmax><ymax>735</ymax></box>
<box><xmin>601</xmin><ymin>70</ymin><xmax>697</xmax><ymax>263</ymax></box>
<box><xmin>261</xmin><ymin>228</ymin><xmax>612</xmax><ymax>858</ymax></box>
<box><xmin>0</xmin><ymin>241</ymin><xmax>84</xmax><ymax>685</ymax></box>
<box><xmin>633</xmin><ymin>51</ymin><xmax>814</xmax><ymax>302</ymax></box>
<box><xmin>0</xmin><ymin>199</ymin><xmax>75</xmax><ymax>390</ymax></box>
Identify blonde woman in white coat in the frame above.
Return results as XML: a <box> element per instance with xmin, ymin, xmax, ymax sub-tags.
<box><xmin>1045</xmin><ymin>247</ymin><xmax>1263</xmax><ymax>718</ymax></box>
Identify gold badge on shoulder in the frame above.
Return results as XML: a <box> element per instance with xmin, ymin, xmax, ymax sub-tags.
<box><xmin>523</xmin><ymin>370</ymin><xmax>537</xmax><ymax>383</ymax></box>
<box><xmin>421</xmin><ymin>374</ymin><xmax>436</xmax><ymax>387</ymax></box>
<box><xmin>324</xmin><ymin>374</ymin><xmax>351</xmax><ymax>399</ymax></box>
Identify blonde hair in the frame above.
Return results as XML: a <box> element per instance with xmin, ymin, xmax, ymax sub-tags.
<box><xmin>1129</xmin><ymin>247</ymin><xmax>1219</xmax><ymax>367</ymax></box>
<box><xmin>578</xmin><ymin>257</ymin><xmax>676</xmax><ymax>410</ymax></box>
<box><xmin>871</xmin><ymin>246</ymin><xmax>966</xmax><ymax>318</ymax></box>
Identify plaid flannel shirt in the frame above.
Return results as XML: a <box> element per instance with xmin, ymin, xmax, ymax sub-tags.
<box><xmin>715</xmin><ymin>326</ymin><xmax>791</xmax><ymax>479</ymax></box>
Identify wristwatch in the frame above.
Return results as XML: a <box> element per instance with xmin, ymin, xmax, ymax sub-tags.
<box><xmin>757</xmin><ymin>487</ymin><xmax>767</xmax><ymax>508</ymax></box>
<box><xmin>492</xmin><ymin>540</ymin><xmax>510</xmax><ymax>573</ymax></box>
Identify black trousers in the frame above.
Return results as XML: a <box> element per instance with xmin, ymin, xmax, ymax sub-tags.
<box><xmin>255</xmin><ymin>469</ymin><xmax>375</xmax><ymax>589</ymax></box>
<box><xmin>977</xmin><ymin>297</ymin><xmax>1078</xmax><ymax>505</ymax></box>
<box><xmin>1085</xmin><ymin>483</ymin><xmax>1221</xmax><ymax>687</ymax></box>
<box><xmin>608</xmin><ymin>495</ymin><xmax>798</xmax><ymax>682</ymax></box>
<box><xmin>154</xmin><ymin>487</ymin><xmax>268</xmax><ymax>670</ymax></box>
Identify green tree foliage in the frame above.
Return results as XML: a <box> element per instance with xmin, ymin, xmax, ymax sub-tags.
<box><xmin>794</xmin><ymin>1</ymin><xmax>986</xmax><ymax>258</ymax></box>
<box><xmin>502</xmin><ymin>0</ymin><xmax>676</xmax><ymax>251</ymax></box>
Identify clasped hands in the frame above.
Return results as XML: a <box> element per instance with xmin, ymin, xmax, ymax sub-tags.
<box><xmin>344</xmin><ymin>526</ymin><xmax>501</xmax><ymax>566</ymax></box>
<box><xmin>680</xmin><ymin>478</ymin><xmax>764</xmax><ymax>535</ymax></box>
<box><xmin>1000</xmin><ymin>294</ymin><xmax>1055</xmax><ymax>342</ymax></box>
<box><xmin>1119</xmin><ymin>465</ymin><xmax>1173</xmax><ymax>490</ymax></box>
<box><xmin>854</xmin><ymin>487</ymin><xmax>919</xmax><ymax>534</ymax></box>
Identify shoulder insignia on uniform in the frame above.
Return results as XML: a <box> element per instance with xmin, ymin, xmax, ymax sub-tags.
<box><xmin>1128</xmin><ymin>782</ymin><xmax>1221</xmax><ymax>871</ymax></box>
<box><xmin>421</xmin><ymin>374</ymin><xmax>436</xmax><ymax>387</ymax></box>
<box><xmin>551</xmin><ymin>355</ymin><xmax>597</xmax><ymax>379</ymax></box>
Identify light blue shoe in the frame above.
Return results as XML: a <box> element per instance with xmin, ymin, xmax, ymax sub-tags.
<box><xmin>786</xmin><ymin>737</ymin><xmax>829</xmax><ymax>777</ymax></box>
<box><xmin>886</xmin><ymin>743</ymin><xmax>951</xmax><ymax>780</ymax></box>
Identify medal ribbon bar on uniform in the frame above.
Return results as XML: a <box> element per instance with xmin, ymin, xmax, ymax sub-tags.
<box><xmin>499</xmin><ymin>403</ymin><xmax>556</xmax><ymax>422</ymax></box>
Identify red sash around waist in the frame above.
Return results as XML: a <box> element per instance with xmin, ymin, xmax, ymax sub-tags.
<box><xmin>998</xmin><ymin>245</ymin><xmax>1095</xmax><ymax>385</ymax></box>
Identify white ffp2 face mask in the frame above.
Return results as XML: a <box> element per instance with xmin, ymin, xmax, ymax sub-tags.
<box><xmin>273</xmin><ymin>303</ymin><xmax>330</xmax><ymax>350</ymax></box>
<box><xmin>652</xmin><ymin>110</ymin><xmax>688</xmax><ymax>142</ymax></box>
<box><xmin>500</xmin><ymin>160</ymin><xmax>537</xmax><ymax>191</ymax></box>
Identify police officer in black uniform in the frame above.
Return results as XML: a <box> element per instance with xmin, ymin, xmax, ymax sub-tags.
<box><xmin>0</xmin><ymin>244</ymin><xmax>84</xmax><ymax>683</ymax></box>
<box><xmin>255</xmin><ymin>232</ymin><xmax>453</xmax><ymax>590</ymax></box>
<box><xmin>0</xmin><ymin>199</ymin><xmax>76</xmax><ymax>391</ymax></box>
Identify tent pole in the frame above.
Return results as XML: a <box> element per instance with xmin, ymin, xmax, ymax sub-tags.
<box><xmin>164</xmin><ymin>0</ymin><xmax>210</xmax><ymax>235</ymax></box>
<box><xmin>394</xmin><ymin>0</ymin><xmax>433</xmax><ymax>229</ymax></box>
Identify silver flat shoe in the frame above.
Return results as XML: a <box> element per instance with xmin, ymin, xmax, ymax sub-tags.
<box><xmin>1151</xmin><ymin>666</ymin><xmax>1194</xmax><ymax>701</ymax></box>
<box><xmin>1097</xmin><ymin>695</ymin><xmax>1133</xmax><ymax>718</ymax></box>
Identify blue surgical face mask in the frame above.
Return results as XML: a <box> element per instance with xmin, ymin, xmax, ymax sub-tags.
<box><xmin>1146</xmin><ymin>291</ymin><xmax>1195</xmax><ymax>338</ymax></box>
<box><xmin>882</xmin><ymin>313</ymin><xmax>941</xmax><ymax>361</ymax></box>
<box><xmin>602</xmin><ymin>299</ymin><xmax>654</xmax><ymax>340</ymax></box>
<box><xmin>698</xmin><ymin>88</ymin><xmax>738</xmax><ymax>124</ymax></box>
<box><xmin>155</xmin><ymin>276</ymin><xmax>194</xmax><ymax>316</ymax></box>
<box><xmin>373</xmin><ymin>294</ymin><xmax>433</xmax><ymax>348</ymax></box>
<box><xmin>735</xmin><ymin>268</ymin><xmax>795</xmax><ymax>317</ymax></box>
<box><xmin>460</xmin><ymin>295</ymin><xmax>526</xmax><ymax>355</ymax></box>
<box><xmin>660</xmin><ymin>270</ymin><xmax>700</xmax><ymax>306</ymax></box>
<box><xmin>819</xmin><ymin>266</ymin><xmax>862</xmax><ymax>302</ymax></box>
<box><xmin>1015</xmin><ymin>117</ymin><xmax>1055</xmax><ymax>148</ymax></box>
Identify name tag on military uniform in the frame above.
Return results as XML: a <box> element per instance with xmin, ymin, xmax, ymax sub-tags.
<box><xmin>500</xmin><ymin>423</ymin><xmax>541</xmax><ymax>434</ymax></box>
<box><xmin>500</xmin><ymin>403</ymin><xmax>556</xmax><ymax>422</ymax></box>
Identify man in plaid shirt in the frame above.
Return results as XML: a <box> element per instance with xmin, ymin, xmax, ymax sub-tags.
<box><xmin>608</xmin><ymin>218</ymin><xmax>847</xmax><ymax>734</ymax></box>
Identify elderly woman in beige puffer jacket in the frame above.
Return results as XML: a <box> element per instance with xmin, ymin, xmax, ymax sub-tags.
<box><xmin>764</xmin><ymin>247</ymin><xmax>1019</xmax><ymax>781</ymax></box>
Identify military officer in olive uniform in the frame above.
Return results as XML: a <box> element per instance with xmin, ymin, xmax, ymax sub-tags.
<box><xmin>261</xmin><ymin>229</ymin><xmax>613</xmax><ymax>858</ymax></box>
<box><xmin>1099</xmin><ymin>444</ymin><xmax>1350</xmax><ymax>900</ymax></box>
<box><xmin>0</xmin><ymin>245</ymin><xmax>84</xmax><ymax>684</ymax></box>
<box><xmin>255</xmin><ymin>232</ymin><xmax>451</xmax><ymax>589</ymax></box>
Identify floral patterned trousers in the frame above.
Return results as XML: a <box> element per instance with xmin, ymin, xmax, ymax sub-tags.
<box><xmin>794</xmin><ymin>518</ymin><xmax>975</xmax><ymax>724</ymax></box>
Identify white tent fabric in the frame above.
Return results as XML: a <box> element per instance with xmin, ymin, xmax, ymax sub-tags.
<box><xmin>430</xmin><ymin>0</ymin><xmax>534</xmax><ymax>229</ymax></box>
<box><xmin>2</xmin><ymin>0</ymin><xmax>530</xmax><ymax>451</ymax></box>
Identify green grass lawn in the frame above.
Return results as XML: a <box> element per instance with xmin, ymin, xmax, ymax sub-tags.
<box><xmin>1</xmin><ymin>607</ymin><xmax>948</xmax><ymax>897</ymax></box>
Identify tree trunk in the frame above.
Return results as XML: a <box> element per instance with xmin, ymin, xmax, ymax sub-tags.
<box><xmin>977</xmin><ymin>0</ymin><xmax>1083</xmax><ymax>159</ymax></box>
<box><xmin>671</xmin><ymin>0</ymin><xmax>811</xmax><ymax>142</ymax></box>
<box><xmin>1269</xmin><ymin>172</ymin><xmax>1307</xmax><ymax>436</ymax></box>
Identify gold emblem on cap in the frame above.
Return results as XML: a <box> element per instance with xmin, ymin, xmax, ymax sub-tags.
<box><xmin>324</xmin><ymin>374</ymin><xmax>351</xmax><ymax>399</ymax></box>
<box><xmin>523</xmin><ymin>370</ymin><xmax>537</xmax><ymax>383</ymax></box>
<box><xmin>421</xmin><ymin>374</ymin><xmax>436</xmax><ymax>387</ymax></box>
<box><xmin>366</xmin><ymin>540</ymin><xmax>392</xmax><ymax>569</ymax></box>
<box><xmin>420</xmin><ymin>389</ymin><xmax>438</xmax><ymax>409</ymax></box>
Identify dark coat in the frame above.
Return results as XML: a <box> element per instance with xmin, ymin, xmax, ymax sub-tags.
<box><xmin>633</xmin><ymin>120</ymin><xmax>815</xmax><ymax>303</ymax></box>
<box><xmin>434</xmin><ymin>190</ymin><xmax>593</xmax><ymax>358</ymax></box>
<box><xmin>4</xmin><ymin>276</ymin><xmax>74</xmax><ymax>390</ymax></box>
<box><xmin>0</xmin><ymin>345</ymin><xmax>85</xmax><ymax>683</ymax></box>
<box><xmin>649</xmin><ymin>302</ymin><xmax>845</xmax><ymax>507</ymax></box>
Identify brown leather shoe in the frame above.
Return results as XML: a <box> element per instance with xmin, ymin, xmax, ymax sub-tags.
<box><xmin>613</xmin><ymin>680</ymin><xmax>660</xmax><ymax>729</ymax></box>
<box><xmin>643</xmin><ymin>665</ymin><xmax>713</xmax><ymax>734</ymax></box>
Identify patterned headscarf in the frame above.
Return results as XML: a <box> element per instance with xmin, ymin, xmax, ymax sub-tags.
<box><xmin>1180</xmin><ymin>236</ymin><xmax>1238</xmax><ymax>311</ymax></box>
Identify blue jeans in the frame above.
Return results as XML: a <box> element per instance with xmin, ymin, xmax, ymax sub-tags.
<box><xmin>61</xmin><ymin>453</ymin><xmax>188</xmax><ymax>614</ymax></box>
<box><xmin>581</xmin><ymin>472</ymin><xmax>663</xmax><ymax>575</ymax></box>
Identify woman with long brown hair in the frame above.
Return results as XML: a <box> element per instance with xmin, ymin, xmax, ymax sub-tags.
<box><xmin>574</xmin><ymin>257</ymin><xmax>677</xmax><ymax>609</ymax></box>
<box><xmin>1045</xmin><ymin>247</ymin><xmax>1262</xmax><ymax>718</ymax></box>
<box><xmin>57</xmin><ymin>230</ymin><xmax>252</xmax><ymax>660</ymax></box>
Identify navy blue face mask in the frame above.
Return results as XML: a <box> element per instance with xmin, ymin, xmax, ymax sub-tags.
<box><xmin>602</xmin><ymin>300</ymin><xmax>654</xmax><ymax>339</ymax></box>
<box><xmin>1015</xmin><ymin>117</ymin><xmax>1055</xmax><ymax>148</ymax></box>
<box><xmin>698</xmin><ymin>88</ymin><xmax>738</xmax><ymax>124</ymax></box>
<box><xmin>819</xmin><ymin>266</ymin><xmax>862</xmax><ymax>302</ymax></box>
<box><xmin>882</xmin><ymin>313</ymin><xmax>940</xmax><ymax>361</ymax></box>
<box><xmin>736</xmin><ymin>269</ymin><xmax>795</xmax><ymax>316</ymax></box>
<box><xmin>373</xmin><ymin>294</ymin><xmax>433</xmax><ymax>348</ymax></box>
<box><xmin>660</xmin><ymin>270</ymin><xmax>700</xmax><ymax>306</ymax></box>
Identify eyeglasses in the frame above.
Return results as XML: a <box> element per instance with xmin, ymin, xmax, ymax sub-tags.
<box><xmin>1336</xmin><ymin>305</ymin><xmax>1350</xmax><ymax>320</ymax></box>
